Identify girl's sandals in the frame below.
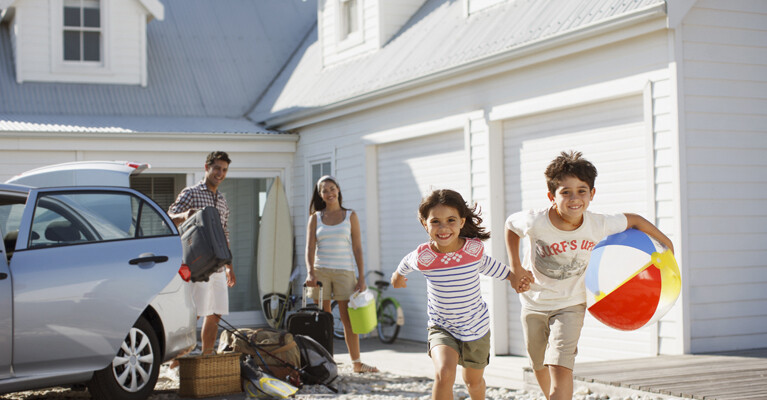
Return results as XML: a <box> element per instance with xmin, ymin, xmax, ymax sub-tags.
<box><xmin>352</xmin><ymin>360</ymin><xmax>379</xmax><ymax>373</ymax></box>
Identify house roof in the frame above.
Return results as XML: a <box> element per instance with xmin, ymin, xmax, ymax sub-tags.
<box><xmin>0</xmin><ymin>0</ymin><xmax>316</xmax><ymax>134</ymax></box>
<box><xmin>250</xmin><ymin>0</ymin><xmax>666</xmax><ymax>126</ymax></box>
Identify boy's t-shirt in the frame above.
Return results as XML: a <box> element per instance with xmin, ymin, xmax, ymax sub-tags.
<box><xmin>506</xmin><ymin>207</ymin><xmax>627</xmax><ymax>311</ymax></box>
<box><xmin>396</xmin><ymin>238</ymin><xmax>510</xmax><ymax>341</ymax></box>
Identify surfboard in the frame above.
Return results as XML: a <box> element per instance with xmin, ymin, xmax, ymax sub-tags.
<box><xmin>257</xmin><ymin>176</ymin><xmax>293</xmax><ymax>328</ymax></box>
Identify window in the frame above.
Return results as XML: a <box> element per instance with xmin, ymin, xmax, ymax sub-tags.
<box><xmin>63</xmin><ymin>0</ymin><xmax>101</xmax><ymax>62</ymax></box>
<box><xmin>29</xmin><ymin>191</ymin><xmax>172</xmax><ymax>248</ymax></box>
<box><xmin>311</xmin><ymin>161</ymin><xmax>332</xmax><ymax>188</ymax></box>
<box><xmin>339</xmin><ymin>0</ymin><xmax>360</xmax><ymax>41</ymax></box>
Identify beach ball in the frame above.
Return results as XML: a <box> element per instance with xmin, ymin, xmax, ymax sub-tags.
<box><xmin>585</xmin><ymin>229</ymin><xmax>681</xmax><ymax>331</ymax></box>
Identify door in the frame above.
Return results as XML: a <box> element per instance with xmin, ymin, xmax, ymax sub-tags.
<box><xmin>376</xmin><ymin>129</ymin><xmax>469</xmax><ymax>341</ymax></box>
<box><xmin>9</xmin><ymin>188</ymin><xmax>182</xmax><ymax>376</ymax></box>
<box><xmin>0</xmin><ymin>193</ymin><xmax>27</xmax><ymax>379</ymax></box>
<box><xmin>502</xmin><ymin>95</ymin><xmax>652</xmax><ymax>359</ymax></box>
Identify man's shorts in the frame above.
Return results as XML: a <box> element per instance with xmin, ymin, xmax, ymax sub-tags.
<box><xmin>427</xmin><ymin>326</ymin><xmax>491</xmax><ymax>370</ymax></box>
<box><xmin>521</xmin><ymin>303</ymin><xmax>586</xmax><ymax>371</ymax></box>
<box><xmin>192</xmin><ymin>270</ymin><xmax>229</xmax><ymax>317</ymax></box>
<box><xmin>307</xmin><ymin>268</ymin><xmax>356</xmax><ymax>301</ymax></box>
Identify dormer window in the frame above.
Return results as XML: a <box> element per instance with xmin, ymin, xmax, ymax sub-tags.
<box><xmin>337</xmin><ymin>0</ymin><xmax>362</xmax><ymax>48</ymax></box>
<box><xmin>63</xmin><ymin>0</ymin><xmax>101</xmax><ymax>62</ymax></box>
<box><xmin>340</xmin><ymin>0</ymin><xmax>359</xmax><ymax>40</ymax></box>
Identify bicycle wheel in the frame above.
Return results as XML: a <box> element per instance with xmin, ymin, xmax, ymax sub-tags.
<box><xmin>330</xmin><ymin>300</ymin><xmax>345</xmax><ymax>340</ymax></box>
<box><xmin>377</xmin><ymin>299</ymin><xmax>400</xmax><ymax>344</ymax></box>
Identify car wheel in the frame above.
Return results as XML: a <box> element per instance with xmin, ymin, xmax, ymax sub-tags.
<box><xmin>87</xmin><ymin>316</ymin><xmax>160</xmax><ymax>400</ymax></box>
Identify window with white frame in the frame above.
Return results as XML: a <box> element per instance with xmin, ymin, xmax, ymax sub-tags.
<box><xmin>63</xmin><ymin>0</ymin><xmax>102</xmax><ymax>62</ymax></box>
<box><xmin>311</xmin><ymin>160</ymin><xmax>332</xmax><ymax>188</ymax></box>
<box><xmin>339</xmin><ymin>0</ymin><xmax>360</xmax><ymax>42</ymax></box>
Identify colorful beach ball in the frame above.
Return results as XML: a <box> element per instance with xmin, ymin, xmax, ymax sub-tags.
<box><xmin>585</xmin><ymin>229</ymin><xmax>681</xmax><ymax>331</ymax></box>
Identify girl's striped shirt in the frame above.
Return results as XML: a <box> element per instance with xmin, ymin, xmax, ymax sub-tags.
<box><xmin>396</xmin><ymin>238</ymin><xmax>510</xmax><ymax>341</ymax></box>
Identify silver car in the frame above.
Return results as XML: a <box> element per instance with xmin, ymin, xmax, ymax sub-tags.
<box><xmin>0</xmin><ymin>162</ymin><xmax>196</xmax><ymax>400</ymax></box>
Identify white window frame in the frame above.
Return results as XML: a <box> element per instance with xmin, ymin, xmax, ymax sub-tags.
<box><xmin>337</xmin><ymin>0</ymin><xmax>363</xmax><ymax>50</ymax></box>
<box><xmin>50</xmin><ymin>0</ymin><xmax>111</xmax><ymax>75</ymax></box>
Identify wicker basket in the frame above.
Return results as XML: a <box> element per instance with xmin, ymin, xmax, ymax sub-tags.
<box><xmin>178</xmin><ymin>352</ymin><xmax>242</xmax><ymax>398</ymax></box>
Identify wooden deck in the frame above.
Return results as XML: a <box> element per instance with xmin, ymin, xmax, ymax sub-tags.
<box><xmin>569</xmin><ymin>348</ymin><xmax>767</xmax><ymax>400</ymax></box>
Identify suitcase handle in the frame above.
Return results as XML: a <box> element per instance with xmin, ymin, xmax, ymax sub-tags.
<box><xmin>302</xmin><ymin>281</ymin><xmax>323</xmax><ymax>309</ymax></box>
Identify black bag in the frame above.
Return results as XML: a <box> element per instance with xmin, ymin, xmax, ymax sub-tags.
<box><xmin>178</xmin><ymin>206</ymin><xmax>232</xmax><ymax>282</ymax></box>
<box><xmin>294</xmin><ymin>334</ymin><xmax>338</xmax><ymax>386</ymax></box>
<box><xmin>286</xmin><ymin>283</ymin><xmax>334</xmax><ymax>355</ymax></box>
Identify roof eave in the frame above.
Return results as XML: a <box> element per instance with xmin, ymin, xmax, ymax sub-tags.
<box><xmin>261</xmin><ymin>2</ymin><xmax>668</xmax><ymax>130</ymax></box>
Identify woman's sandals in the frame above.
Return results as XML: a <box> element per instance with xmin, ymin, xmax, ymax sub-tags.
<box><xmin>352</xmin><ymin>359</ymin><xmax>379</xmax><ymax>373</ymax></box>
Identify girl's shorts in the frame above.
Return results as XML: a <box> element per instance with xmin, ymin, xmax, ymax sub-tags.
<box><xmin>427</xmin><ymin>326</ymin><xmax>491</xmax><ymax>370</ymax></box>
<box><xmin>308</xmin><ymin>268</ymin><xmax>356</xmax><ymax>301</ymax></box>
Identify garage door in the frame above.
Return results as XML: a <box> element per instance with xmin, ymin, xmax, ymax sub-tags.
<box><xmin>502</xmin><ymin>95</ymin><xmax>657</xmax><ymax>360</ymax></box>
<box><xmin>377</xmin><ymin>129</ymin><xmax>469</xmax><ymax>342</ymax></box>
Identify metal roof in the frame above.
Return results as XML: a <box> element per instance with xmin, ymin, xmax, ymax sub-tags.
<box><xmin>0</xmin><ymin>0</ymin><xmax>316</xmax><ymax>134</ymax></box>
<box><xmin>250</xmin><ymin>0</ymin><xmax>666</xmax><ymax>125</ymax></box>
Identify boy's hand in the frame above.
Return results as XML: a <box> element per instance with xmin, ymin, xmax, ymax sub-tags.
<box><xmin>391</xmin><ymin>272</ymin><xmax>407</xmax><ymax>289</ymax></box>
<box><xmin>509</xmin><ymin>269</ymin><xmax>534</xmax><ymax>293</ymax></box>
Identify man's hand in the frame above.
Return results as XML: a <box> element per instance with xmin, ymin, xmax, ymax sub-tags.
<box><xmin>225</xmin><ymin>265</ymin><xmax>236</xmax><ymax>287</ymax></box>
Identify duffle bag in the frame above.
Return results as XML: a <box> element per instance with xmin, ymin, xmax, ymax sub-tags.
<box><xmin>219</xmin><ymin>327</ymin><xmax>301</xmax><ymax>385</ymax></box>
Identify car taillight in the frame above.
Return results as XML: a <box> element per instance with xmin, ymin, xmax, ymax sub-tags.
<box><xmin>178</xmin><ymin>264</ymin><xmax>191</xmax><ymax>282</ymax></box>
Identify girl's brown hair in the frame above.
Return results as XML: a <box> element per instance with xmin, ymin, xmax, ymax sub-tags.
<box><xmin>418</xmin><ymin>189</ymin><xmax>490</xmax><ymax>241</ymax></box>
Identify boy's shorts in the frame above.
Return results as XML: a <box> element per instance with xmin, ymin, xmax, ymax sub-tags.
<box><xmin>307</xmin><ymin>268</ymin><xmax>356</xmax><ymax>301</ymax></box>
<box><xmin>427</xmin><ymin>326</ymin><xmax>491</xmax><ymax>370</ymax></box>
<box><xmin>521</xmin><ymin>303</ymin><xmax>586</xmax><ymax>371</ymax></box>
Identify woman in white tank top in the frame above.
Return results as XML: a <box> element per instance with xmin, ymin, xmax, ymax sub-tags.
<box><xmin>305</xmin><ymin>175</ymin><xmax>379</xmax><ymax>373</ymax></box>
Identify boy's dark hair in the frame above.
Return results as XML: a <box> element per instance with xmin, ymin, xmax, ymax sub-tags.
<box><xmin>545</xmin><ymin>150</ymin><xmax>597</xmax><ymax>194</ymax></box>
<box><xmin>310</xmin><ymin>175</ymin><xmax>345</xmax><ymax>214</ymax></box>
<box><xmin>206</xmin><ymin>151</ymin><xmax>231</xmax><ymax>167</ymax></box>
<box><xmin>418</xmin><ymin>189</ymin><xmax>490</xmax><ymax>241</ymax></box>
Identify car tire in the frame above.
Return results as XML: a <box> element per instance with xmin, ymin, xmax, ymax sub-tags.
<box><xmin>87</xmin><ymin>316</ymin><xmax>161</xmax><ymax>400</ymax></box>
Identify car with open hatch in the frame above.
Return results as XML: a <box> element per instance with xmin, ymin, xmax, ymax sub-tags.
<box><xmin>0</xmin><ymin>161</ymin><xmax>196</xmax><ymax>400</ymax></box>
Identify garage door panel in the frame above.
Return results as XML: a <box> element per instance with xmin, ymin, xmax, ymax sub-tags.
<box><xmin>377</xmin><ymin>130</ymin><xmax>468</xmax><ymax>342</ymax></box>
<box><xmin>502</xmin><ymin>96</ymin><xmax>652</xmax><ymax>359</ymax></box>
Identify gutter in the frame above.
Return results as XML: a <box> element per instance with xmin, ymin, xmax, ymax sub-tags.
<box><xmin>262</xmin><ymin>2</ymin><xmax>667</xmax><ymax>129</ymax></box>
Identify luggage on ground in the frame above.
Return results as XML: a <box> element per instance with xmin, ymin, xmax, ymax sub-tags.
<box><xmin>293</xmin><ymin>334</ymin><xmax>338</xmax><ymax>387</ymax></box>
<box><xmin>241</xmin><ymin>355</ymin><xmax>298</xmax><ymax>399</ymax></box>
<box><xmin>286</xmin><ymin>283</ymin><xmax>334</xmax><ymax>355</ymax></box>
<box><xmin>219</xmin><ymin>327</ymin><xmax>301</xmax><ymax>385</ymax></box>
<box><xmin>178</xmin><ymin>206</ymin><xmax>232</xmax><ymax>282</ymax></box>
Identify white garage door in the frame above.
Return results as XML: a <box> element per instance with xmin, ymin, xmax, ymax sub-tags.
<box><xmin>502</xmin><ymin>95</ymin><xmax>657</xmax><ymax>360</ymax></box>
<box><xmin>377</xmin><ymin>129</ymin><xmax>469</xmax><ymax>342</ymax></box>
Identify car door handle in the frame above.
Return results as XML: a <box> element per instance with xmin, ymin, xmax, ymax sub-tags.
<box><xmin>129</xmin><ymin>255</ymin><xmax>169</xmax><ymax>265</ymax></box>
<box><xmin>0</xmin><ymin>273</ymin><xmax>7</xmax><ymax>280</ymax></box>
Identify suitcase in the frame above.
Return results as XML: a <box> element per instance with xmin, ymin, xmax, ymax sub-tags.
<box><xmin>286</xmin><ymin>283</ymin><xmax>334</xmax><ymax>356</ymax></box>
<box><xmin>178</xmin><ymin>206</ymin><xmax>232</xmax><ymax>282</ymax></box>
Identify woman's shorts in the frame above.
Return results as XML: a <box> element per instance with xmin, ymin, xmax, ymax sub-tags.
<box><xmin>308</xmin><ymin>268</ymin><xmax>356</xmax><ymax>301</ymax></box>
<box><xmin>427</xmin><ymin>326</ymin><xmax>491</xmax><ymax>370</ymax></box>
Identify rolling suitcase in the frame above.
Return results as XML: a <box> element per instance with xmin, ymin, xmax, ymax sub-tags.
<box><xmin>287</xmin><ymin>283</ymin><xmax>334</xmax><ymax>356</ymax></box>
<box><xmin>178</xmin><ymin>206</ymin><xmax>232</xmax><ymax>282</ymax></box>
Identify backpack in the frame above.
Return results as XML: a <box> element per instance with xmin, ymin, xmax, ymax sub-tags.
<box><xmin>293</xmin><ymin>334</ymin><xmax>338</xmax><ymax>387</ymax></box>
<box><xmin>219</xmin><ymin>327</ymin><xmax>301</xmax><ymax>385</ymax></box>
<box><xmin>178</xmin><ymin>206</ymin><xmax>232</xmax><ymax>282</ymax></box>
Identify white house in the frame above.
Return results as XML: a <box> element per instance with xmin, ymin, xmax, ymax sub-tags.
<box><xmin>1</xmin><ymin>0</ymin><xmax>765</xmax><ymax>360</ymax></box>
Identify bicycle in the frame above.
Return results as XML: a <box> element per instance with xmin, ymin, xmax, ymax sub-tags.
<box><xmin>330</xmin><ymin>270</ymin><xmax>404</xmax><ymax>344</ymax></box>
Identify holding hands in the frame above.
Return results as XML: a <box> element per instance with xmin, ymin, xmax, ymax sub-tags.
<box><xmin>509</xmin><ymin>269</ymin><xmax>534</xmax><ymax>293</ymax></box>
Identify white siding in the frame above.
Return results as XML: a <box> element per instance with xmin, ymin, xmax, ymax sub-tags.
<box><xmin>680</xmin><ymin>1</ymin><xmax>767</xmax><ymax>352</ymax></box>
<box><xmin>13</xmin><ymin>0</ymin><xmax>149</xmax><ymax>85</ymax></box>
<box><xmin>320</xmin><ymin>0</ymin><xmax>380</xmax><ymax>66</ymax></box>
<box><xmin>502</xmin><ymin>95</ymin><xmax>656</xmax><ymax>360</ymax></box>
